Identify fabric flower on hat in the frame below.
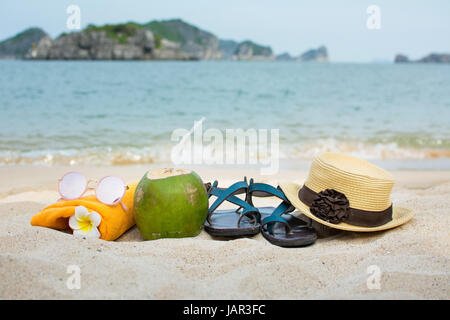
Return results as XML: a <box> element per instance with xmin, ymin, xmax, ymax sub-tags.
<box><xmin>68</xmin><ymin>206</ymin><xmax>101</xmax><ymax>238</ymax></box>
<box><xmin>310</xmin><ymin>189</ymin><xmax>350</xmax><ymax>224</ymax></box>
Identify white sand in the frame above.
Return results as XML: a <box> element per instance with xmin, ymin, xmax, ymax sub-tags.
<box><xmin>0</xmin><ymin>165</ymin><xmax>449</xmax><ymax>299</ymax></box>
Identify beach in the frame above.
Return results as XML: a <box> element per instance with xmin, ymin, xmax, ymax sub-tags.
<box><xmin>1</xmin><ymin>164</ymin><xmax>449</xmax><ymax>299</ymax></box>
<box><xmin>1</xmin><ymin>0</ymin><xmax>450</xmax><ymax>305</ymax></box>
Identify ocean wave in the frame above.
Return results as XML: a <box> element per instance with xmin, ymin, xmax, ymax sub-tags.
<box><xmin>0</xmin><ymin>149</ymin><xmax>159</xmax><ymax>166</ymax></box>
<box><xmin>0</xmin><ymin>139</ymin><xmax>449</xmax><ymax>166</ymax></box>
<box><xmin>287</xmin><ymin>139</ymin><xmax>450</xmax><ymax>160</ymax></box>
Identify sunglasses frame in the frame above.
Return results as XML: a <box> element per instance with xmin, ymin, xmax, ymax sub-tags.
<box><xmin>58</xmin><ymin>171</ymin><xmax>129</xmax><ymax>210</ymax></box>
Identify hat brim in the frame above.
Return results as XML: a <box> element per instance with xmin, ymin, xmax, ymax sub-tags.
<box><xmin>280</xmin><ymin>182</ymin><xmax>414</xmax><ymax>232</ymax></box>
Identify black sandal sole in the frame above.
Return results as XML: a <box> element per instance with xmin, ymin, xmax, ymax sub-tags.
<box><xmin>204</xmin><ymin>224</ymin><xmax>261</xmax><ymax>237</ymax></box>
<box><xmin>262</xmin><ymin>228</ymin><xmax>317</xmax><ymax>247</ymax></box>
<box><xmin>204</xmin><ymin>209</ymin><xmax>261</xmax><ymax>237</ymax></box>
<box><xmin>261</xmin><ymin>214</ymin><xmax>317</xmax><ymax>247</ymax></box>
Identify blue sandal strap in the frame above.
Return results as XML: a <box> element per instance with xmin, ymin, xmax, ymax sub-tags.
<box><xmin>262</xmin><ymin>202</ymin><xmax>293</xmax><ymax>235</ymax></box>
<box><xmin>246</xmin><ymin>181</ymin><xmax>289</xmax><ymax>206</ymax></box>
<box><xmin>207</xmin><ymin>179</ymin><xmax>260</xmax><ymax>226</ymax></box>
<box><xmin>210</xmin><ymin>191</ymin><xmax>253</xmax><ymax>213</ymax></box>
<box><xmin>208</xmin><ymin>180</ymin><xmax>248</xmax><ymax>213</ymax></box>
<box><xmin>237</xmin><ymin>207</ymin><xmax>261</xmax><ymax>227</ymax></box>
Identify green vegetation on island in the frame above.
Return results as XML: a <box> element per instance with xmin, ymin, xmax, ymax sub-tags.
<box><xmin>143</xmin><ymin>20</ymin><xmax>185</xmax><ymax>43</ymax></box>
<box><xmin>85</xmin><ymin>22</ymin><xmax>141</xmax><ymax>44</ymax></box>
<box><xmin>236</xmin><ymin>40</ymin><xmax>269</xmax><ymax>56</ymax></box>
<box><xmin>0</xmin><ymin>27</ymin><xmax>47</xmax><ymax>58</ymax></box>
<box><xmin>0</xmin><ymin>18</ymin><xmax>332</xmax><ymax>61</ymax></box>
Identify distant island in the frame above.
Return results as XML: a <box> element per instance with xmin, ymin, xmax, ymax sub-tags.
<box><xmin>0</xmin><ymin>27</ymin><xmax>47</xmax><ymax>59</ymax></box>
<box><xmin>276</xmin><ymin>46</ymin><xmax>328</xmax><ymax>62</ymax></box>
<box><xmin>0</xmin><ymin>19</ymin><xmax>328</xmax><ymax>62</ymax></box>
<box><xmin>394</xmin><ymin>53</ymin><xmax>450</xmax><ymax>64</ymax></box>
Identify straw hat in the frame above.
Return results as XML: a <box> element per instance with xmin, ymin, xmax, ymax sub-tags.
<box><xmin>280</xmin><ymin>152</ymin><xmax>414</xmax><ymax>232</ymax></box>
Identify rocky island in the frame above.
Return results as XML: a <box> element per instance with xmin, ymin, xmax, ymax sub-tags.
<box><xmin>276</xmin><ymin>46</ymin><xmax>329</xmax><ymax>62</ymax></box>
<box><xmin>0</xmin><ymin>19</ymin><xmax>329</xmax><ymax>62</ymax></box>
<box><xmin>298</xmin><ymin>46</ymin><xmax>328</xmax><ymax>62</ymax></box>
<box><xmin>27</xmin><ymin>23</ymin><xmax>192</xmax><ymax>60</ymax></box>
<box><xmin>219</xmin><ymin>39</ymin><xmax>282</xmax><ymax>61</ymax></box>
<box><xmin>0</xmin><ymin>28</ymin><xmax>48</xmax><ymax>59</ymax></box>
<box><xmin>232</xmin><ymin>41</ymin><xmax>274</xmax><ymax>61</ymax></box>
<box><xmin>394</xmin><ymin>52</ymin><xmax>450</xmax><ymax>63</ymax></box>
<box><xmin>25</xmin><ymin>20</ymin><xmax>220</xmax><ymax>60</ymax></box>
<box><xmin>144</xmin><ymin>19</ymin><xmax>222</xmax><ymax>60</ymax></box>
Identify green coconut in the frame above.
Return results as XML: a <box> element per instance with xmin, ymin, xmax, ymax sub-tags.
<box><xmin>134</xmin><ymin>168</ymin><xmax>209</xmax><ymax>240</ymax></box>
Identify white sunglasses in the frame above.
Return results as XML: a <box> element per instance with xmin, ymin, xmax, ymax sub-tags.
<box><xmin>58</xmin><ymin>171</ymin><xmax>128</xmax><ymax>210</ymax></box>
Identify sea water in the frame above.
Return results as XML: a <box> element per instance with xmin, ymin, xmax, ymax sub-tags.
<box><xmin>0</xmin><ymin>60</ymin><xmax>449</xmax><ymax>168</ymax></box>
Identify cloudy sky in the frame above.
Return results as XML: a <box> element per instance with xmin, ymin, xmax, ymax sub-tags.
<box><xmin>1</xmin><ymin>0</ymin><xmax>449</xmax><ymax>62</ymax></box>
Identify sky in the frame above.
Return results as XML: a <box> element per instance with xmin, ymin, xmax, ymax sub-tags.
<box><xmin>1</xmin><ymin>0</ymin><xmax>449</xmax><ymax>62</ymax></box>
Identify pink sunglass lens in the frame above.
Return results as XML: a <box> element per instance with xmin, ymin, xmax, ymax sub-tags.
<box><xmin>59</xmin><ymin>172</ymin><xmax>87</xmax><ymax>200</ymax></box>
<box><xmin>96</xmin><ymin>176</ymin><xmax>125</xmax><ymax>205</ymax></box>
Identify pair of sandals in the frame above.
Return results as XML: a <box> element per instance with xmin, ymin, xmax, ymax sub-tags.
<box><xmin>203</xmin><ymin>177</ymin><xmax>317</xmax><ymax>247</ymax></box>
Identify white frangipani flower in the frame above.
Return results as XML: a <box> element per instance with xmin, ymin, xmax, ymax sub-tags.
<box><xmin>69</xmin><ymin>206</ymin><xmax>101</xmax><ymax>238</ymax></box>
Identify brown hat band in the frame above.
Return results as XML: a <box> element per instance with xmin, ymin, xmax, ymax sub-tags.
<box><xmin>298</xmin><ymin>185</ymin><xmax>393</xmax><ymax>227</ymax></box>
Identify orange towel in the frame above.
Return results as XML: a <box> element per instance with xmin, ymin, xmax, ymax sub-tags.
<box><xmin>31</xmin><ymin>182</ymin><xmax>137</xmax><ymax>241</ymax></box>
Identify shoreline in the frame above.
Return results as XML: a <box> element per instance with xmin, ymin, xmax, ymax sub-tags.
<box><xmin>1</xmin><ymin>164</ymin><xmax>450</xmax><ymax>197</ymax></box>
